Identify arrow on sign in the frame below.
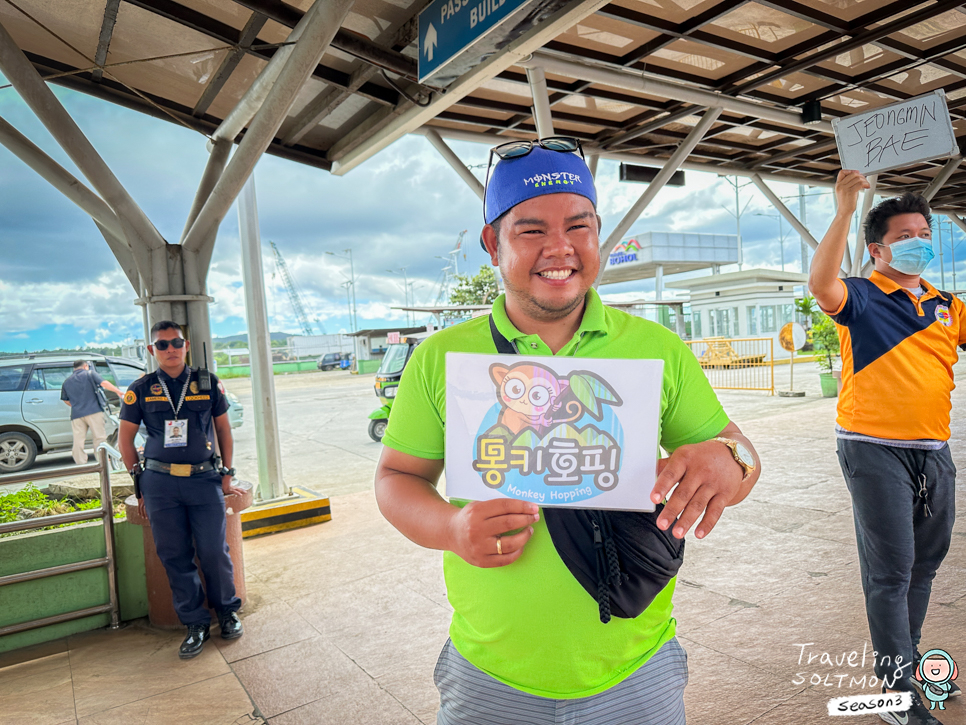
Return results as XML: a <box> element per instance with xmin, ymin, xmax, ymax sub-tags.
<box><xmin>424</xmin><ymin>23</ymin><xmax>437</xmax><ymax>62</ymax></box>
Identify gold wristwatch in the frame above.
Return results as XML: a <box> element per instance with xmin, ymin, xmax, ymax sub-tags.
<box><xmin>712</xmin><ymin>437</ymin><xmax>756</xmax><ymax>481</ymax></box>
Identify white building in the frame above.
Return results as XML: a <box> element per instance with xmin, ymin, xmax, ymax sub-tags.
<box><xmin>599</xmin><ymin>231</ymin><xmax>738</xmax><ymax>297</ymax></box>
<box><xmin>668</xmin><ymin>269</ymin><xmax>808</xmax><ymax>348</ymax></box>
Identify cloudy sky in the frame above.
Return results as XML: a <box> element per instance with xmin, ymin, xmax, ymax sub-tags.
<box><xmin>2</xmin><ymin>75</ymin><xmax>964</xmax><ymax>353</ymax></box>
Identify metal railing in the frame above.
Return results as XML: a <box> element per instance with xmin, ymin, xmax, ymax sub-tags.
<box><xmin>685</xmin><ymin>337</ymin><xmax>775</xmax><ymax>395</ymax></box>
<box><xmin>0</xmin><ymin>445</ymin><xmax>121</xmax><ymax>636</ymax></box>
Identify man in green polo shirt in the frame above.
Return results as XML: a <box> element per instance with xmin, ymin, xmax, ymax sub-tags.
<box><xmin>374</xmin><ymin>138</ymin><xmax>761</xmax><ymax>724</ymax></box>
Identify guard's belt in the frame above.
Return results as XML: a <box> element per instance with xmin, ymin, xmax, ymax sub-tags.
<box><xmin>145</xmin><ymin>459</ymin><xmax>216</xmax><ymax>477</ymax></box>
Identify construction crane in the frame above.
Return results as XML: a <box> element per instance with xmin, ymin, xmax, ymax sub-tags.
<box><xmin>269</xmin><ymin>241</ymin><xmax>325</xmax><ymax>336</ymax></box>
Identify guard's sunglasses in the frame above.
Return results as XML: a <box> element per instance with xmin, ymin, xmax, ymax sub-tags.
<box><xmin>483</xmin><ymin>136</ymin><xmax>584</xmax><ymax>222</ymax></box>
<box><xmin>152</xmin><ymin>338</ymin><xmax>185</xmax><ymax>351</ymax></box>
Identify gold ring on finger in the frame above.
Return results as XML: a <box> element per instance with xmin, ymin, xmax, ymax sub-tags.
<box><xmin>496</xmin><ymin>536</ymin><xmax>503</xmax><ymax>555</ymax></box>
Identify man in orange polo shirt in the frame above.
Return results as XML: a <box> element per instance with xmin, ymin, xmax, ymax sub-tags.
<box><xmin>810</xmin><ymin>170</ymin><xmax>964</xmax><ymax>725</ymax></box>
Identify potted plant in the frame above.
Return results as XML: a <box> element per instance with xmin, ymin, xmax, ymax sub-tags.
<box><xmin>811</xmin><ymin>314</ymin><xmax>841</xmax><ymax>398</ymax></box>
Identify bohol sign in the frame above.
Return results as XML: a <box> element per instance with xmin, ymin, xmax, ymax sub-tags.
<box><xmin>832</xmin><ymin>90</ymin><xmax>958</xmax><ymax>175</ymax></box>
<box><xmin>444</xmin><ymin>353</ymin><xmax>663</xmax><ymax>511</ymax></box>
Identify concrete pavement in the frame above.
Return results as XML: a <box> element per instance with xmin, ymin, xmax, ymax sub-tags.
<box><xmin>2</xmin><ymin>361</ymin><xmax>964</xmax><ymax>724</ymax></box>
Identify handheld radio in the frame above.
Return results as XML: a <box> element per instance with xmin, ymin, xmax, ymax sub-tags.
<box><xmin>198</xmin><ymin>343</ymin><xmax>212</xmax><ymax>391</ymax></box>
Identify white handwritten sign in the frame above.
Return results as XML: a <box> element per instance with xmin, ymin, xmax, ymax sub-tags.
<box><xmin>833</xmin><ymin>90</ymin><xmax>958</xmax><ymax>175</ymax></box>
<box><xmin>445</xmin><ymin>353</ymin><xmax>662</xmax><ymax>511</ymax></box>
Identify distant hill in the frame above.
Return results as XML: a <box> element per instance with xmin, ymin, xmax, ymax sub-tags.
<box><xmin>214</xmin><ymin>332</ymin><xmax>293</xmax><ymax>344</ymax></box>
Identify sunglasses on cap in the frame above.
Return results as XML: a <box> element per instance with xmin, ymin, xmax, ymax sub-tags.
<box><xmin>152</xmin><ymin>338</ymin><xmax>185</xmax><ymax>351</ymax></box>
<box><xmin>483</xmin><ymin>136</ymin><xmax>584</xmax><ymax>222</ymax></box>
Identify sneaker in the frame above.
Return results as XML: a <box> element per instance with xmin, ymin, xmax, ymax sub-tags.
<box><xmin>878</xmin><ymin>685</ymin><xmax>944</xmax><ymax>725</ymax></box>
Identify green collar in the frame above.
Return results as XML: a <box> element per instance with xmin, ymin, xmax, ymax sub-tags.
<box><xmin>490</xmin><ymin>288</ymin><xmax>607</xmax><ymax>355</ymax></box>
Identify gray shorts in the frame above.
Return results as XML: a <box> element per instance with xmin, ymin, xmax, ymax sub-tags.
<box><xmin>434</xmin><ymin>637</ymin><xmax>688</xmax><ymax>725</ymax></box>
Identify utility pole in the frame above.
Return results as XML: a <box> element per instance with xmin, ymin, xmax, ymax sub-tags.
<box><xmin>325</xmin><ymin>249</ymin><xmax>357</xmax><ymax>332</ymax></box>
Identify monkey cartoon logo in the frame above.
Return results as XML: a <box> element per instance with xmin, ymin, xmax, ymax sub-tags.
<box><xmin>472</xmin><ymin>361</ymin><xmax>624</xmax><ymax>503</ymax></box>
<box><xmin>490</xmin><ymin>362</ymin><xmax>584</xmax><ymax>435</ymax></box>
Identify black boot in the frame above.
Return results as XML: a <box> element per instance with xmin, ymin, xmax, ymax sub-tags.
<box><xmin>178</xmin><ymin>624</ymin><xmax>210</xmax><ymax>659</ymax></box>
<box><xmin>219</xmin><ymin>611</ymin><xmax>244</xmax><ymax>640</ymax></box>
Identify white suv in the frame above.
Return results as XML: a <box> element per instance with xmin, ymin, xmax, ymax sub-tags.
<box><xmin>0</xmin><ymin>354</ymin><xmax>243</xmax><ymax>474</ymax></box>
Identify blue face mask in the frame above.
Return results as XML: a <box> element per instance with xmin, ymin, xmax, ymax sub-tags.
<box><xmin>878</xmin><ymin>237</ymin><xmax>935</xmax><ymax>276</ymax></box>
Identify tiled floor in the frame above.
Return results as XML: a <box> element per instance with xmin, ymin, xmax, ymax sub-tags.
<box><xmin>2</xmin><ymin>364</ymin><xmax>966</xmax><ymax>724</ymax></box>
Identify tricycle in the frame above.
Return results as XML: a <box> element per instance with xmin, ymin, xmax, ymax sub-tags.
<box><xmin>368</xmin><ymin>330</ymin><xmax>434</xmax><ymax>442</ymax></box>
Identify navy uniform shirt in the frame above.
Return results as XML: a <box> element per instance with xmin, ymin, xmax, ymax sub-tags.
<box><xmin>120</xmin><ymin>366</ymin><xmax>229</xmax><ymax>464</ymax></box>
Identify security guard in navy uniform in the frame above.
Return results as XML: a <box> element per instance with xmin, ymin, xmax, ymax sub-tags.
<box><xmin>118</xmin><ymin>320</ymin><xmax>244</xmax><ymax>659</ymax></box>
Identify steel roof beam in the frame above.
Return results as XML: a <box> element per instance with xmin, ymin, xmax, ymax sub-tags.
<box><xmin>127</xmin><ymin>0</ymin><xmax>398</xmax><ymax>112</ymax></box>
<box><xmin>282</xmin><ymin>10</ymin><xmax>420</xmax><ymax>147</ymax></box>
<box><xmin>0</xmin><ymin>114</ymin><xmax>141</xmax><ymax>289</ymax></box>
<box><xmin>521</xmin><ymin>52</ymin><xmax>834</xmax><ymax>133</ymax></box>
<box><xmin>329</xmin><ymin>0</ymin><xmax>615</xmax><ymax>175</ymax></box>
<box><xmin>92</xmin><ymin>0</ymin><xmax>121</xmax><ymax>83</ymax></box>
<box><xmin>192</xmin><ymin>11</ymin><xmax>268</xmax><ymax>118</ymax></box>
<box><xmin>211</xmin><ymin>3</ymin><xmax>317</xmax><ymax>144</ymax></box>
<box><xmin>527</xmin><ymin>66</ymin><xmax>556</xmax><ymax>137</ymax></box>
<box><xmin>424</xmin><ymin>128</ymin><xmax>485</xmax><ymax>200</ymax></box>
<box><xmin>0</xmin><ymin>18</ymin><xmax>167</xmax><ymax>284</ymax></box>
<box><xmin>416</xmin><ymin>124</ymin><xmax>850</xmax><ymax>189</ymax></box>
<box><xmin>228</xmin><ymin>0</ymin><xmax>418</xmax><ymax>79</ymax></box>
<box><xmin>23</xmin><ymin>53</ymin><xmax>334</xmax><ymax>170</ymax></box>
<box><xmin>749</xmin><ymin>173</ymin><xmax>840</xmax><ymax>275</ymax></box>
<box><xmin>182</xmin><ymin>0</ymin><xmax>354</xmax><ymax>252</ymax></box>
<box><xmin>725</xmin><ymin>0</ymin><xmax>966</xmax><ymax>95</ymax></box>
<box><xmin>0</xmin><ymin>115</ymin><xmax>122</xmax><ymax>241</ymax></box>
<box><xmin>922</xmin><ymin>156</ymin><xmax>964</xmax><ymax>201</ymax></box>
<box><xmin>595</xmin><ymin>108</ymin><xmax>722</xmax><ymax>287</ymax></box>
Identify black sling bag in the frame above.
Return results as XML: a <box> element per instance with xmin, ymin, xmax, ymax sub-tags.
<box><xmin>487</xmin><ymin>315</ymin><xmax>685</xmax><ymax>624</ymax></box>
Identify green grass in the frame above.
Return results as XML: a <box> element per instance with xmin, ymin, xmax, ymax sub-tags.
<box><xmin>0</xmin><ymin>484</ymin><xmax>124</xmax><ymax>537</ymax></box>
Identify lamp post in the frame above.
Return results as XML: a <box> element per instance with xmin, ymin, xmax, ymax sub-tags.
<box><xmin>326</xmin><ymin>249</ymin><xmax>357</xmax><ymax>332</ymax></box>
<box><xmin>340</xmin><ymin>280</ymin><xmax>353</xmax><ymax>332</ymax></box>
<box><xmin>754</xmin><ymin>211</ymin><xmax>787</xmax><ymax>271</ymax></box>
<box><xmin>386</xmin><ymin>267</ymin><xmax>411</xmax><ymax>325</ymax></box>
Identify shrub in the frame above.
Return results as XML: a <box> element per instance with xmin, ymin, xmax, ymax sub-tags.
<box><xmin>812</xmin><ymin>314</ymin><xmax>841</xmax><ymax>373</ymax></box>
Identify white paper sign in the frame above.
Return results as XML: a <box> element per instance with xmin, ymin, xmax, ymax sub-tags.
<box><xmin>833</xmin><ymin>90</ymin><xmax>958</xmax><ymax>175</ymax></box>
<box><xmin>445</xmin><ymin>353</ymin><xmax>663</xmax><ymax>511</ymax></box>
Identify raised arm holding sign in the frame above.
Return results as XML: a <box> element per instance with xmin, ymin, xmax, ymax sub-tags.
<box><xmin>808</xmin><ymin>171</ymin><xmax>966</xmax><ymax>720</ymax></box>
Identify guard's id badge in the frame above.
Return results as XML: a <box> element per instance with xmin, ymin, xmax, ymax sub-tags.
<box><xmin>165</xmin><ymin>419</ymin><xmax>188</xmax><ymax>448</ymax></box>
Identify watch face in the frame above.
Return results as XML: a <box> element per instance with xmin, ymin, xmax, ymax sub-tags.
<box><xmin>735</xmin><ymin>442</ymin><xmax>755</xmax><ymax>468</ymax></box>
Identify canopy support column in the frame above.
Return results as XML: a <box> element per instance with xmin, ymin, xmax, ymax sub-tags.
<box><xmin>526</xmin><ymin>66</ymin><xmax>555</xmax><ymax>138</ymax></box>
<box><xmin>751</xmin><ymin>174</ymin><xmax>847</xmax><ymax>277</ymax></box>
<box><xmin>424</xmin><ymin>128</ymin><xmax>484</xmax><ymax>200</ymax></box>
<box><xmin>238</xmin><ymin>177</ymin><xmax>286</xmax><ymax>502</ymax></box>
<box><xmin>0</xmin><ymin>17</ymin><xmax>165</xmax><ymax>272</ymax></box>
<box><xmin>596</xmin><ymin>108</ymin><xmax>721</xmax><ymax>287</ymax></box>
<box><xmin>922</xmin><ymin>156</ymin><xmax>963</xmax><ymax>201</ymax></box>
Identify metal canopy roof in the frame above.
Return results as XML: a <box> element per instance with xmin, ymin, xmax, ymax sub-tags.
<box><xmin>6</xmin><ymin>0</ymin><xmax>966</xmax><ymax>211</ymax></box>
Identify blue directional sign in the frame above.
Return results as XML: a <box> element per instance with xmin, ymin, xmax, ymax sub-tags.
<box><xmin>418</xmin><ymin>0</ymin><xmax>532</xmax><ymax>82</ymax></box>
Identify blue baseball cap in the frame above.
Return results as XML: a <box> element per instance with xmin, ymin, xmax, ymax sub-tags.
<box><xmin>483</xmin><ymin>145</ymin><xmax>597</xmax><ymax>226</ymax></box>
